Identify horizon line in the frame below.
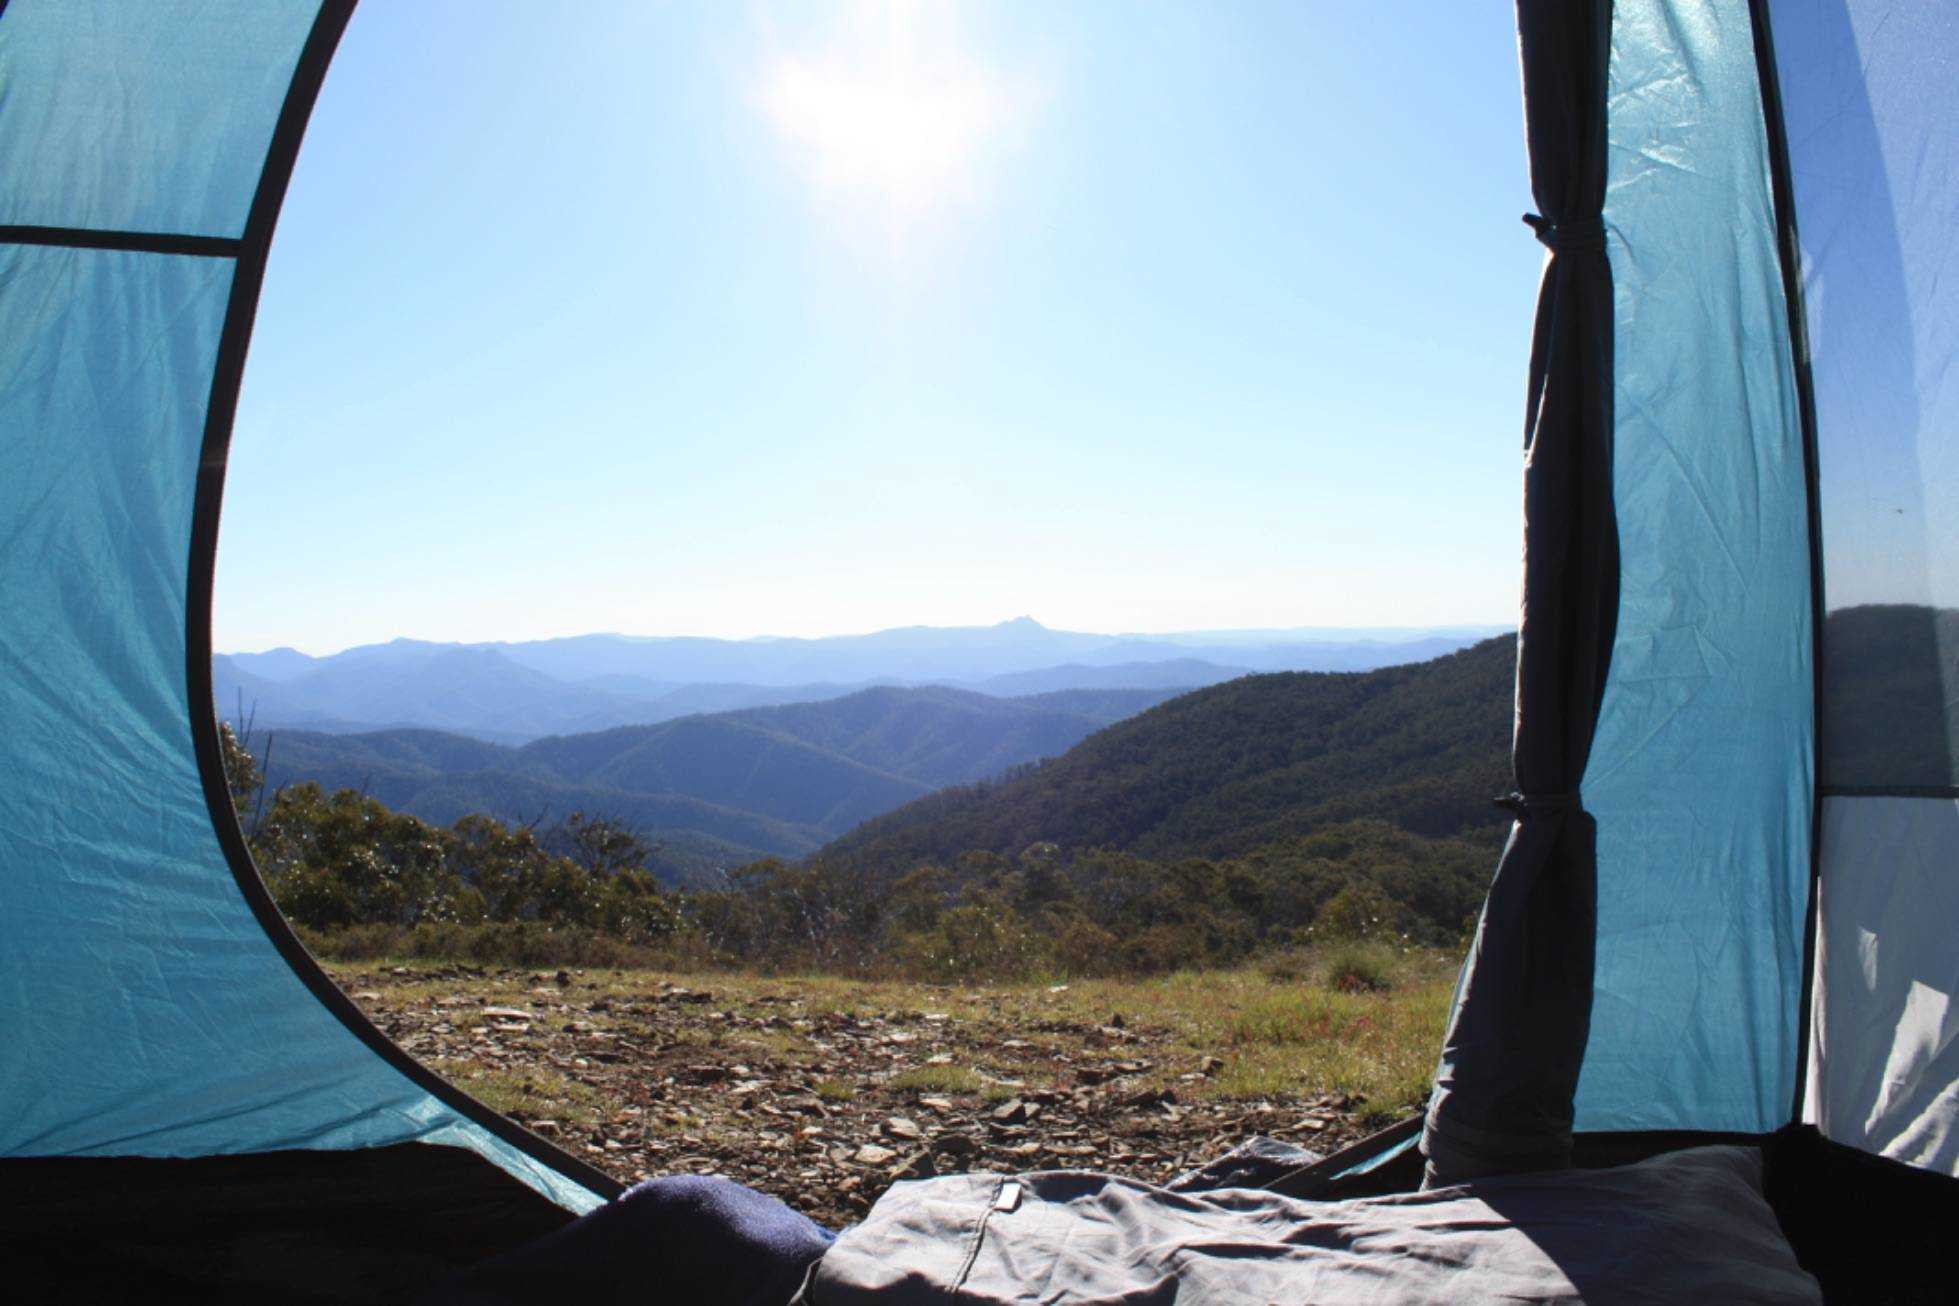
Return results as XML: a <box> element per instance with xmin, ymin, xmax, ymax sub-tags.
<box><xmin>217</xmin><ymin>616</ymin><xmax>1518</xmax><ymax>660</ymax></box>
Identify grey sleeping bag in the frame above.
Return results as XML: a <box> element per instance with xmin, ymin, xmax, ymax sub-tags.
<box><xmin>796</xmin><ymin>1145</ymin><xmax>1819</xmax><ymax>1304</ymax></box>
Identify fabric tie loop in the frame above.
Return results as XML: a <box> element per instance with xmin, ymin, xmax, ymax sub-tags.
<box><xmin>1494</xmin><ymin>790</ymin><xmax>1582</xmax><ymax>817</ymax></box>
<box><xmin>1522</xmin><ymin>212</ymin><xmax>1606</xmax><ymax>252</ymax></box>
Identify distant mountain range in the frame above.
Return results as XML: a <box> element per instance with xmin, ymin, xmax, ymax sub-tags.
<box><xmin>818</xmin><ymin>635</ymin><xmax>1518</xmax><ymax>873</ymax></box>
<box><xmin>250</xmin><ymin>684</ymin><xmax>1187</xmax><ymax>881</ymax></box>
<box><xmin>215</xmin><ymin>618</ymin><xmax>1505</xmax><ymax>743</ymax></box>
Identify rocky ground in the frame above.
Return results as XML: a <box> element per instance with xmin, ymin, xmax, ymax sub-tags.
<box><xmin>330</xmin><ymin>960</ymin><xmax>1445</xmax><ymax>1230</ymax></box>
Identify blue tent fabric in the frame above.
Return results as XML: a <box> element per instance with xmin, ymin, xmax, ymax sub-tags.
<box><xmin>1575</xmin><ymin>0</ymin><xmax>1814</xmax><ymax>1135</ymax></box>
<box><xmin>0</xmin><ymin>0</ymin><xmax>604</xmax><ymax>1215</ymax></box>
<box><xmin>0</xmin><ymin>0</ymin><xmax>313</xmax><ymax>236</ymax></box>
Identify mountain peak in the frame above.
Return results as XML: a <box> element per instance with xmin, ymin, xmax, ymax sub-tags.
<box><xmin>997</xmin><ymin>616</ymin><xmax>1047</xmax><ymax>631</ymax></box>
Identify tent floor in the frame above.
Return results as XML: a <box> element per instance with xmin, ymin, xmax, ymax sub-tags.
<box><xmin>5</xmin><ymin>1129</ymin><xmax>1952</xmax><ymax>1304</ymax></box>
<box><xmin>1</xmin><ymin>1144</ymin><xmax>577</xmax><ymax>1305</ymax></box>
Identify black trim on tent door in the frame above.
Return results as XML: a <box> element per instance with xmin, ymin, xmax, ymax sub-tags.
<box><xmin>0</xmin><ymin>225</ymin><xmax>244</xmax><ymax>258</ymax></box>
<box><xmin>1744</xmin><ymin>0</ymin><xmax>1830</xmax><ymax>1131</ymax></box>
<box><xmin>182</xmin><ymin>0</ymin><xmax>623</xmax><ymax>1205</ymax></box>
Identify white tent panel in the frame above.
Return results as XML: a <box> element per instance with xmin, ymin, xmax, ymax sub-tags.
<box><xmin>1806</xmin><ymin>795</ymin><xmax>1959</xmax><ymax>1175</ymax></box>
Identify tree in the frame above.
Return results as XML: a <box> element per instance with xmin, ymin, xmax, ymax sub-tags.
<box><xmin>218</xmin><ymin>720</ymin><xmax>264</xmax><ymax>829</ymax></box>
<box><xmin>562</xmin><ymin>810</ymin><xmax>653</xmax><ymax>878</ymax></box>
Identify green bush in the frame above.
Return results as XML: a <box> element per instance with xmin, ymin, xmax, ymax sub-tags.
<box><xmin>1321</xmin><ymin>940</ymin><xmax>1397</xmax><ymax>993</ymax></box>
<box><xmin>1314</xmin><ymin>881</ymin><xmax>1398</xmax><ymax>940</ymax></box>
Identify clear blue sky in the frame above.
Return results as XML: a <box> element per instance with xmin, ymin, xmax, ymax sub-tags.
<box><xmin>218</xmin><ymin>1</ymin><xmax>1542</xmax><ymax>654</ymax></box>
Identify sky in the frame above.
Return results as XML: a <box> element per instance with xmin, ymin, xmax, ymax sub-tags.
<box><xmin>218</xmin><ymin>1</ymin><xmax>1543</xmax><ymax>654</ymax></box>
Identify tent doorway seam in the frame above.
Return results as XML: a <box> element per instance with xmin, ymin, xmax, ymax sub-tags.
<box><xmin>1745</xmin><ymin>0</ymin><xmax>1829</xmax><ymax>1134</ymax></box>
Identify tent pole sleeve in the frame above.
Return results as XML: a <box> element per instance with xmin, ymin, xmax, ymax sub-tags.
<box><xmin>1420</xmin><ymin>0</ymin><xmax>1619</xmax><ymax>1186</ymax></box>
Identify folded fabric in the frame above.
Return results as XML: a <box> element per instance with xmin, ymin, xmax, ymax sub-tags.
<box><xmin>419</xmin><ymin>1174</ymin><xmax>834</xmax><ymax>1306</ymax></box>
<box><xmin>1163</xmin><ymin>1134</ymin><xmax>1323</xmax><ymax>1193</ymax></box>
<box><xmin>797</xmin><ymin>1145</ymin><xmax>1820</xmax><ymax>1305</ymax></box>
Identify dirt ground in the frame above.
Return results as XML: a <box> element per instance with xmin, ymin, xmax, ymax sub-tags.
<box><xmin>331</xmin><ymin>960</ymin><xmax>1441</xmax><ymax>1229</ymax></box>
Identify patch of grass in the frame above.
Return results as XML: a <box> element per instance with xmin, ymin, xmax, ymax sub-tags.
<box><xmin>729</xmin><ymin>1029</ymin><xmax>808</xmax><ymax>1060</ymax></box>
<box><xmin>1260</xmin><ymin>949</ymin><xmax>1315</xmax><ymax>984</ymax></box>
<box><xmin>1321</xmin><ymin>941</ymin><xmax>1397</xmax><ymax>994</ymax></box>
<box><xmin>888</xmin><ymin>1064</ymin><xmax>982</xmax><ymax>1095</ymax></box>
<box><xmin>812</xmin><ymin>1077</ymin><xmax>856</xmax><ymax>1102</ymax></box>
<box><xmin>430</xmin><ymin>1060</ymin><xmax>604</xmax><ymax>1130</ymax></box>
<box><xmin>1214</xmin><ymin>982</ymin><xmax>1450</xmax><ymax>1114</ymax></box>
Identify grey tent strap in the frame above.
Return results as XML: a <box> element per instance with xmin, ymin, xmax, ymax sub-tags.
<box><xmin>1494</xmin><ymin>790</ymin><xmax>1582</xmax><ymax>817</ymax></box>
<box><xmin>1522</xmin><ymin>212</ymin><xmax>1607</xmax><ymax>251</ymax></box>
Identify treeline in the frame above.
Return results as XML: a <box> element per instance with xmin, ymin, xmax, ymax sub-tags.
<box><xmin>686</xmin><ymin>824</ymin><xmax>1492</xmax><ymax>980</ymax></box>
<box><xmin>223</xmin><ymin>726</ymin><xmax>1493</xmax><ymax>979</ymax></box>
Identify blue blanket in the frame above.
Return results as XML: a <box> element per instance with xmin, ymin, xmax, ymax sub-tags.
<box><xmin>420</xmin><ymin>1175</ymin><xmax>834</xmax><ymax>1306</ymax></box>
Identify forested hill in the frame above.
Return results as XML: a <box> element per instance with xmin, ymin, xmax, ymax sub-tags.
<box><xmin>254</xmin><ymin>683</ymin><xmax>1185</xmax><ymax>877</ymax></box>
<box><xmin>819</xmin><ymin>635</ymin><xmax>1517</xmax><ymax>871</ymax></box>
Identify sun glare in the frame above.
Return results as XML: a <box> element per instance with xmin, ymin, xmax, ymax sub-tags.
<box><xmin>761</xmin><ymin>3</ymin><xmax>1022</xmax><ymax>224</ymax></box>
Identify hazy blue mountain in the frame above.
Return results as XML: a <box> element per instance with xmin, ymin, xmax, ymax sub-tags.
<box><xmin>722</xmin><ymin>685</ymin><xmax>1180</xmax><ymax>787</ymax></box>
<box><xmin>212</xmin><ymin>655</ymin><xmax>283</xmax><ymax>716</ymax></box>
<box><xmin>973</xmin><ymin>659</ymin><xmax>1248</xmax><ymax>695</ymax></box>
<box><xmin>630</xmin><ymin>679</ymin><xmax>902</xmax><ymax>719</ymax></box>
<box><xmin>217</xmin><ymin>619</ymin><xmax>1504</xmax><ymax>743</ymax></box>
<box><xmin>213</xmin><ymin>646</ymin><xmax>649</xmax><ymax>742</ymax></box>
<box><xmin>474</xmin><ymin>618</ymin><xmax>1499</xmax><ymax>685</ymax></box>
<box><xmin>225</xmin><ymin>646</ymin><xmax>320</xmax><ymax>681</ymax></box>
<box><xmin>521</xmin><ymin>714</ymin><xmax>932</xmax><ymax>832</ymax></box>
<box><xmin>259</xmin><ymin>727</ymin><xmax>509</xmax><ymax>783</ymax></box>
<box><xmin>573</xmin><ymin>673</ymin><xmax>684</xmax><ymax>701</ymax></box>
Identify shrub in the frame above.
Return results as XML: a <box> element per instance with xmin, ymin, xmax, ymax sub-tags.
<box><xmin>1314</xmin><ymin>881</ymin><xmax>1397</xmax><ymax>940</ymax></box>
<box><xmin>1322</xmin><ymin>940</ymin><xmax>1396</xmax><ymax>994</ymax></box>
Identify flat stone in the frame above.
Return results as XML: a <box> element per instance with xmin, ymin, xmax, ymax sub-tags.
<box><xmin>853</xmin><ymin>1144</ymin><xmax>898</xmax><ymax>1166</ymax></box>
<box><xmin>881</xmin><ymin>1116</ymin><xmax>923</xmax><ymax>1141</ymax></box>
<box><xmin>888</xmin><ymin>1150</ymin><xmax>935</xmax><ymax>1180</ymax></box>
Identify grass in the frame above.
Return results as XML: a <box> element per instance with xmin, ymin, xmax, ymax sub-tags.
<box><xmin>429</xmin><ymin>1059</ymin><xmax>605</xmax><ymax>1130</ymax></box>
<box><xmin>888</xmin><ymin>1064</ymin><xmax>984</xmax><ymax>1095</ymax></box>
<box><xmin>1034</xmin><ymin>950</ymin><xmax>1456</xmax><ymax>1118</ymax></box>
<box><xmin>1213</xmin><ymin>976</ymin><xmax>1449</xmax><ymax>1115</ymax></box>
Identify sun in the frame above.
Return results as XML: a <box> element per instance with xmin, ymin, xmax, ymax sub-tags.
<box><xmin>760</xmin><ymin>3</ymin><xmax>1023</xmax><ymax>223</ymax></box>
